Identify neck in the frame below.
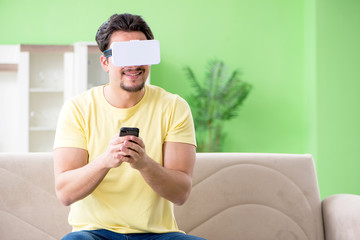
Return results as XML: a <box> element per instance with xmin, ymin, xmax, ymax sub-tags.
<box><xmin>103</xmin><ymin>84</ymin><xmax>145</xmax><ymax>108</ymax></box>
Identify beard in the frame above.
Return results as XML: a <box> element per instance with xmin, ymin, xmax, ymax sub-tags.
<box><xmin>120</xmin><ymin>67</ymin><xmax>147</xmax><ymax>92</ymax></box>
<box><xmin>120</xmin><ymin>80</ymin><xmax>146</xmax><ymax>92</ymax></box>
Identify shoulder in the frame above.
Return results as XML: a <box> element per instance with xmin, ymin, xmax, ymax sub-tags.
<box><xmin>65</xmin><ymin>86</ymin><xmax>103</xmax><ymax>111</ymax></box>
<box><xmin>146</xmin><ymin>85</ymin><xmax>189</xmax><ymax>107</ymax></box>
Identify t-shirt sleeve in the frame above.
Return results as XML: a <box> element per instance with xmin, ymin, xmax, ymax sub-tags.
<box><xmin>164</xmin><ymin>96</ymin><xmax>197</xmax><ymax>147</ymax></box>
<box><xmin>53</xmin><ymin>99</ymin><xmax>87</xmax><ymax>150</ymax></box>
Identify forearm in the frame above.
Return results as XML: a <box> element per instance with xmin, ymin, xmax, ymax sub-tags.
<box><xmin>55</xmin><ymin>154</ymin><xmax>110</xmax><ymax>206</ymax></box>
<box><xmin>139</xmin><ymin>156</ymin><xmax>192</xmax><ymax>205</ymax></box>
<box><xmin>119</xmin><ymin>138</ymin><xmax>195</xmax><ymax>205</ymax></box>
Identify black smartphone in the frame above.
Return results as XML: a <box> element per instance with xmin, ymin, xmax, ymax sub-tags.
<box><xmin>119</xmin><ymin>127</ymin><xmax>139</xmax><ymax>137</ymax></box>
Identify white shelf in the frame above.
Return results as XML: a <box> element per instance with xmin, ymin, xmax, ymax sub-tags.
<box><xmin>30</xmin><ymin>88</ymin><xmax>63</xmax><ymax>93</ymax></box>
<box><xmin>30</xmin><ymin>127</ymin><xmax>56</xmax><ymax>131</ymax></box>
<box><xmin>0</xmin><ymin>43</ymin><xmax>107</xmax><ymax>152</ymax></box>
<box><xmin>23</xmin><ymin>45</ymin><xmax>72</xmax><ymax>152</ymax></box>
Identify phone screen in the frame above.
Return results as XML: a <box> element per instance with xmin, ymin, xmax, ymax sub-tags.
<box><xmin>119</xmin><ymin>127</ymin><xmax>139</xmax><ymax>137</ymax></box>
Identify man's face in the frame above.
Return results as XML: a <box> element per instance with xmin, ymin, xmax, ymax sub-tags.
<box><xmin>102</xmin><ymin>30</ymin><xmax>150</xmax><ymax>92</ymax></box>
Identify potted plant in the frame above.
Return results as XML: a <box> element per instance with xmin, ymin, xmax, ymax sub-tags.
<box><xmin>184</xmin><ymin>60</ymin><xmax>252</xmax><ymax>152</ymax></box>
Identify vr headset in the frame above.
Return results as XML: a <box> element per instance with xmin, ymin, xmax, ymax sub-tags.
<box><xmin>103</xmin><ymin>40</ymin><xmax>160</xmax><ymax>67</ymax></box>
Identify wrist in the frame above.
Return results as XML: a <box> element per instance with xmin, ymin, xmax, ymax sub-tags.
<box><xmin>137</xmin><ymin>155</ymin><xmax>157</xmax><ymax>172</ymax></box>
<box><xmin>93</xmin><ymin>153</ymin><xmax>113</xmax><ymax>170</ymax></box>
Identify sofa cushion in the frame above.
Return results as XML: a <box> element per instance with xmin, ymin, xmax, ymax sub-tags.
<box><xmin>174</xmin><ymin>153</ymin><xmax>324</xmax><ymax>240</ymax></box>
<box><xmin>0</xmin><ymin>152</ymin><xmax>71</xmax><ymax>240</ymax></box>
<box><xmin>322</xmin><ymin>194</ymin><xmax>360</xmax><ymax>240</ymax></box>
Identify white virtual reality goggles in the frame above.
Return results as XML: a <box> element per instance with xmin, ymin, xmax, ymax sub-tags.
<box><xmin>103</xmin><ymin>39</ymin><xmax>160</xmax><ymax>67</ymax></box>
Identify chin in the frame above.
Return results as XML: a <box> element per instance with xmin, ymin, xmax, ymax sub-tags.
<box><xmin>120</xmin><ymin>81</ymin><xmax>145</xmax><ymax>92</ymax></box>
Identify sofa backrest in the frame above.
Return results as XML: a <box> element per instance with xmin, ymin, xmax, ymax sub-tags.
<box><xmin>0</xmin><ymin>152</ymin><xmax>324</xmax><ymax>240</ymax></box>
<box><xmin>174</xmin><ymin>153</ymin><xmax>324</xmax><ymax>240</ymax></box>
<box><xmin>0</xmin><ymin>152</ymin><xmax>70</xmax><ymax>240</ymax></box>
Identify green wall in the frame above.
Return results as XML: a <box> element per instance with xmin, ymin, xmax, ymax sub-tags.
<box><xmin>1</xmin><ymin>0</ymin><xmax>359</xmax><ymax>199</ymax></box>
<box><xmin>316</xmin><ymin>0</ymin><xmax>360</xmax><ymax>198</ymax></box>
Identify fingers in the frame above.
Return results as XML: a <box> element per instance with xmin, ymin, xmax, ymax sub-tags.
<box><xmin>120</xmin><ymin>138</ymin><xmax>143</xmax><ymax>157</ymax></box>
<box><xmin>109</xmin><ymin>134</ymin><xmax>123</xmax><ymax>148</ymax></box>
<box><xmin>122</xmin><ymin>136</ymin><xmax>145</xmax><ymax>148</ymax></box>
<box><xmin>110</xmin><ymin>135</ymin><xmax>141</xmax><ymax>153</ymax></box>
<box><xmin>103</xmin><ymin>134</ymin><xmax>127</xmax><ymax>168</ymax></box>
<box><xmin>117</xmin><ymin>136</ymin><xmax>146</xmax><ymax>169</ymax></box>
<box><xmin>103</xmin><ymin>134</ymin><xmax>146</xmax><ymax>169</ymax></box>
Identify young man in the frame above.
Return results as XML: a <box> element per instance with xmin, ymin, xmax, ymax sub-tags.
<box><xmin>53</xmin><ymin>13</ymin><xmax>205</xmax><ymax>240</ymax></box>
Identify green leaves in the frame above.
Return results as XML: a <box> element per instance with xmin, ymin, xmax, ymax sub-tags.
<box><xmin>184</xmin><ymin>59</ymin><xmax>252</xmax><ymax>152</ymax></box>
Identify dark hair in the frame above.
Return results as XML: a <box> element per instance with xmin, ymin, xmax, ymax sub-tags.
<box><xmin>95</xmin><ymin>13</ymin><xmax>154</xmax><ymax>52</ymax></box>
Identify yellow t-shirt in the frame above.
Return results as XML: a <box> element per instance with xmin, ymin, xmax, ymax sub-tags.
<box><xmin>54</xmin><ymin>84</ymin><xmax>196</xmax><ymax>234</ymax></box>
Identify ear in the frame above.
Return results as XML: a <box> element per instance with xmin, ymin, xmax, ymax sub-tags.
<box><xmin>100</xmin><ymin>55</ymin><xmax>109</xmax><ymax>72</ymax></box>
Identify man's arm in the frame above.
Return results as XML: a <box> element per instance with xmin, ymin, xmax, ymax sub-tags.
<box><xmin>54</xmin><ymin>135</ymin><xmax>125</xmax><ymax>206</ymax></box>
<box><xmin>120</xmin><ymin>137</ymin><xmax>196</xmax><ymax>205</ymax></box>
<box><xmin>155</xmin><ymin>141</ymin><xmax>196</xmax><ymax>205</ymax></box>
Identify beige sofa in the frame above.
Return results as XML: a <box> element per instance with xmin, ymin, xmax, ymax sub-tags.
<box><xmin>1</xmin><ymin>152</ymin><xmax>359</xmax><ymax>240</ymax></box>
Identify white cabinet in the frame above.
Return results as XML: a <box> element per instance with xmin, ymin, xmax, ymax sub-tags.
<box><xmin>73</xmin><ymin>42</ymin><xmax>108</xmax><ymax>96</ymax></box>
<box><xmin>0</xmin><ymin>42</ymin><xmax>149</xmax><ymax>152</ymax></box>
<box><xmin>0</xmin><ymin>45</ymin><xmax>74</xmax><ymax>152</ymax></box>
<box><xmin>20</xmin><ymin>45</ymin><xmax>74</xmax><ymax>152</ymax></box>
<box><xmin>0</xmin><ymin>43</ymin><xmax>108</xmax><ymax>152</ymax></box>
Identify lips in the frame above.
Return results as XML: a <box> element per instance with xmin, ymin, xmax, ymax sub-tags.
<box><xmin>122</xmin><ymin>67</ymin><xmax>144</xmax><ymax>77</ymax></box>
<box><xmin>124</xmin><ymin>71</ymin><xmax>142</xmax><ymax>76</ymax></box>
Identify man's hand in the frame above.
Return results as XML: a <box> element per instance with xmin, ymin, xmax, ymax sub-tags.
<box><xmin>101</xmin><ymin>134</ymin><xmax>128</xmax><ymax>169</ymax></box>
<box><xmin>118</xmin><ymin>138</ymin><xmax>196</xmax><ymax>206</ymax></box>
<box><xmin>118</xmin><ymin>135</ymin><xmax>149</xmax><ymax>170</ymax></box>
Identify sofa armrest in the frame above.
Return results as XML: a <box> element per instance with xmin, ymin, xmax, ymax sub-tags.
<box><xmin>322</xmin><ymin>194</ymin><xmax>360</xmax><ymax>240</ymax></box>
